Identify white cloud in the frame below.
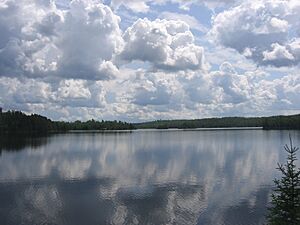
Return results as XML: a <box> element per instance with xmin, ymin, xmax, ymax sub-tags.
<box><xmin>212</xmin><ymin>62</ymin><xmax>261</xmax><ymax>104</ymax></box>
<box><xmin>110</xmin><ymin>0</ymin><xmax>239</xmax><ymax>13</ymax></box>
<box><xmin>0</xmin><ymin>0</ymin><xmax>123</xmax><ymax>80</ymax></box>
<box><xmin>263</xmin><ymin>43</ymin><xmax>294</xmax><ymax>66</ymax></box>
<box><xmin>0</xmin><ymin>77</ymin><xmax>52</xmax><ymax>112</ymax></box>
<box><xmin>159</xmin><ymin>12</ymin><xmax>208</xmax><ymax>33</ymax></box>
<box><xmin>130</xmin><ymin>71</ymin><xmax>182</xmax><ymax>106</ymax></box>
<box><xmin>118</xmin><ymin>18</ymin><xmax>206</xmax><ymax>71</ymax></box>
<box><xmin>209</xmin><ymin>0</ymin><xmax>300</xmax><ymax>67</ymax></box>
<box><xmin>0</xmin><ymin>0</ymin><xmax>299</xmax><ymax>120</ymax></box>
<box><xmin>269</xmin><ymin>17</ymin><xmax>289</xmax><ymax>32</ymax></box>
<box><xmin>1</xmin><ymin>64</ymin><xmax>300</xmax><ymax>121</ymax></box>
<box><xmin>262</xmin><ymin>38</ymin><xmax>300</xmax><ymax>67</ymax></box>
<box><xmin>110</xmin><ymin>0</ymin><xmax>150</xmax><ymax>13</ymax></box>
<box><xmin>56</xmin><ymin>0</ymin><xmax>123</xmax><ymax>80</ymax></box>
<box><xmin>57</xmin><ymin>79</ymin><xmax>91</xmax><ymax>99</ymax></box>
<box><xmin>53</xmin><ymin>79</ymin><xmax>108</xmax><ymax>109</ymax></box>
<box><xmin>271</xmin><ymin>73</ymin><xmax>300</xmax><ymax>110</ymax></box>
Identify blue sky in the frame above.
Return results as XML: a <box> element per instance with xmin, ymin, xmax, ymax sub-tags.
<box><xmin>0</xmin><ymin>0</ymin><xmax>299</xmax><ymax>121</ymax></box>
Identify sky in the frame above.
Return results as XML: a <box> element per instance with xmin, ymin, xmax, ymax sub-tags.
<box><xmin>0</xmin><ymin>0</ymin><xmax>299</xmax><ymax>122</ymax></box>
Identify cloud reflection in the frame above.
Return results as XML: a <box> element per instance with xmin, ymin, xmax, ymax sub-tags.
<box><xmin>0</xmin><ymin>130</ymin><xmax>299</xmax><ymax>225</ymax></box>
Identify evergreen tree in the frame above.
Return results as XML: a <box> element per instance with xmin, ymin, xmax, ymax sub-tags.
<box><xmin>267</xmin><ymin>136</ymin><xmax>300</xmax><ymax>225</ymax></box>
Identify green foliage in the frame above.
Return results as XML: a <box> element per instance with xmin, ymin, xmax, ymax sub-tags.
<box><xmin>267</xmin><ymin>136</ymin><xmax>300</xmax><ymax>225</ymax></box>
<box><xmin>1</xmin><ymin>109</ymin><xmax>300</xmax><ymax>134</ymax></box>
<box><xmin>134</xmin><ymin>115</ymin><xmax>300</xmax><ymax>130</ymax></box>
<box><xmin>53</xmin><ymin>119</ymin><xmax>134</xmax><ymax>131</ymax></box>
<box><xmin>0</xmin><ymin>110</ymin><xmax>134</xmax><ymax>134</ymax></box>
<box><xmin>263</xmin><ymin>115</ymin><xmax>300</xmax><ymax>130</ymax></box>
<box><xmin>0</xmin><ymin>110</ymin><xmax>53</xmax><ymax>134</ymax></box>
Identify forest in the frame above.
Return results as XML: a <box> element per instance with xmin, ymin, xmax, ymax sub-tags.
<box><xmin>0</xmin><ymin>110</ymin><xmax>134</xmax><ymax>134</ymax></box>
<box><xmin>0</xmin><ymin>110</ymin><xmax>300</xmax><ymax>134</ymax></box>
<box><xmin>135</xmin><ymin>114</ymin><xmax>300</xmax><ymax>130</ymax></box>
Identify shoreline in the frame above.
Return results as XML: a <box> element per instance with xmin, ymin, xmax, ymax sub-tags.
<box><xmin>67</xmin><ymin>127</ymin><xmax>264</xmax><ymax>133</ymax></box>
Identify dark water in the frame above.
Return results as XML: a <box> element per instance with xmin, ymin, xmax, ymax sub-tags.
<box><xmin>0</xmin><ymin>129</ymin><xmax>299</xmax><ymax>225</ymax></box>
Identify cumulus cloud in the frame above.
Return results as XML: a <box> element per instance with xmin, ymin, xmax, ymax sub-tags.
<box><xmin>53</xmin><ymin>79</ymin><xmax>109</xmax><ymax>109</ymax></box>
<box><xmin>177</xmin><ymin>71</ymin><xmax>217</xmax><ymax>106</ymax></box>
<box><xmin>271</xmin><ymin>73</ymin><xmax>300</xmax><ymax>110</ymax></box>
<box><xmin>0</xmin><ymin>77</ymin><xmax>52</xmax><ymax>111</ymax></box>
<box><xmin>110</xmin><ymin>0</ymin><xmax>150</xmax><ymax>13</ymax></box>
<box><xmin>130</xmin><ymin>71</ymin><xmax>182</xmax><ymax>106</ymax></box>
<box><xmin>262</xmin><ymin>39</ymin><xmax>300</xmax><ymax>67</ymax></box>
<box><xmin>118</xmin><ymin>18</ymin><xmax>205</xmax><ymax>71</ymax></box>
<box><xmin>0</xmin><ymin>76</ymin><xmax>108</xmax><ymax>115</ymax></box>
<box><xmin>57</xmin><ymin>79</ymin><xmax>91</xmax><ymax>100</ymax></box>
<box><xmin>0</xmin><ymin>0</ymin><xmax>122</xmax><ymax>80</ymax></box>
<box><xmin>110</xmin><ymin>0</ymin><xmax>239</xmax><ymax>12</ymax></box>
<box><xmin>159</xmin><ymin>12</ymin><xmax>208</xmax><ymax>33</ymax></box>
<box><xmin>209</xmin><ymin>0</ymin><xmax>300</xmax><ymax>67</ymax></box>
<box><xmin>212</xmin><ymin>63</ymin><xmax>261</xmax><ymax>104</ymax></box>
<box><xmin>170</xmin><ymin>0</ymin><xmax>239</xmax><ymax>10</ymax></box>
<box><xmin>96</xmin><ymin>64</ymin><xmax>299</xmax><ymax>119</ymax></box>
<box><xmin>1</xmin><ymin>0</ymin><xmax>299</xmax><ymax>120</ymax></box>
<box><xmin>56</xmin><ymin>0</ymin><xmax>123</xmax><ymax>80</ymax></box>
<box><xmin>1</xmin><ymin>64</ymin><xmax>300</xmax><ymax>121</ymax></box>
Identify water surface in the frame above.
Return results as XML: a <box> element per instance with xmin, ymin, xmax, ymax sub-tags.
<box><xmin>0</xmin><ymin>129</ymin><xmax>299</xmax><ymax>225</ymax></box>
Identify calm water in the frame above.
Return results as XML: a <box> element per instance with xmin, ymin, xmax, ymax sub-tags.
<box><xmin>0</xmin><ymin>129</ymin><xmax>300</xmax><ymax>225</ymax></box>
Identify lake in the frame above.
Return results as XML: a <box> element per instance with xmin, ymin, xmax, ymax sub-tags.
<box><xmin>0</xmin><ymin>129</ymin><xmax>299</xmax><ymax>225</ymax></box>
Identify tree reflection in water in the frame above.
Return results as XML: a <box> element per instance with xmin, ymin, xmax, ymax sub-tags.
<box><xmin>0</xmin><ymin>130</ymin><xmax>299</xmax><ymax>225</ymax></box>
<box><xmin>0</xmin><ymin>134</ymin><xmax>49</xmax><ymax>153</ymax></box>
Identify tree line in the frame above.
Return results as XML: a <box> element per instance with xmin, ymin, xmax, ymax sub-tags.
<box><xmin>0</xmin><ymin>110</ymin><xmax>300</xmax><ymax>134</ymax></box>
<box><xmin>0</xmin><ymin>110</ymin><xmax>134</xmax><ymax>134</ymax></box>
<box><xmin>135</xmin><ymin>115</ymin><xmax>300</xmax><ymax>130</ymax></box>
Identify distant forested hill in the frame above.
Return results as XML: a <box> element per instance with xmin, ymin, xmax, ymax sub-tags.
<box><xmin>0</xmin><ymin>110</ymin><xmax>53</xmax><ymax>134</ymax></box>
<box><xmin>0</xmin><ymin>110</ymin><xmax>134</xmax><ymax>134</ymax></box>
<box><xmin>261</xmin><ymin>114</ymin><xmax>300</xmax><ymax>130</ymax></box>
<box><xmin>0</xmin><ymin>110</ymin><xmax>299</xmax><ymax>134</ymax></box>
<box><xmin>134</xmin><ymin>115</ymin><xmax>300</xmax><ymax>130</ymax></box>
